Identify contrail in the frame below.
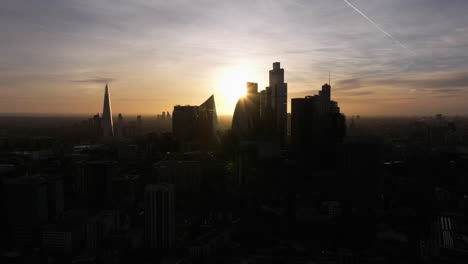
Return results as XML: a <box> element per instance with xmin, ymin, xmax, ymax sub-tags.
<box><xmin>343</xmin><ymin>0</ymin><xmax>408</xmax><ymax>49</ymax></box>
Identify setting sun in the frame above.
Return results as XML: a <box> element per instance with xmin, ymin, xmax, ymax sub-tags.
<box><xmin>215</xmin><ymin>65</ymin><xmax>258</xmax><ymax>115</ymax></box>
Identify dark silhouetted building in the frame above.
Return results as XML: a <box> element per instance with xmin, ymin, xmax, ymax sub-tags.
<box><xmin>144</xmin><ymin>184</ymin><xmax>175</xmax><ymax>249</ymax></box>
<box><xmin>116</xmin><ymin>113</ymin><xmax>124</xmax><ymax>137</ymax></box>
<box><xmin>4</xmin><ymin>175</ymin><xmax>48</xmax><ymax>247</ymax></box>
<box><xmin>75</xmin><ymin>161</ymin><xmax>118</xmax><ymax>210</ymax></box>
<box><xmin>232</xmin><ymin>62</ymin><xmax>288</xmax><ymax>147</ymax></box>
<box><xmin>86</xmin><ymin>210</ymin><xmax>120</xmax><ymax>250</ymax></box>
<box><xmin>153</xmin><ymin>160</ymin><xmax>202</xmax><ymax>194</ymax></box>
<box><xmin>102</xmin><ymin>84</ymin><xmax>114</xmax><ymax>137</ymax></box>
<box><xmin>266</xmin><ymin>62</ymin><xmax>288</xmax><ymax>145</ymax></box>
<box><xmin>172</xmin><ymin>95</ymin><xmax>220</xmax><ymax>150</ymax></box>
<box><xmin>110</xmin><ymin>174</ymin><xmax>140</xmax><ymax>208</ymax></box>
<box><xmin>42</xmin><ymin>211</ymin><xmax>88</xmax><ymax>253</ymax></box>
<box><xmin>43</xmin><ymin>174</ymin><xmax>64</xmax><ymax>220</ymax></box>
<box><xmin>291</xmin><ymin>83</ymin><xmax>346</xmax><ymax>166</ymax></box>
<box><xmin>136</xmin><ymin>115</ymin><xmax>143</xmax><ymax>136</ymax></box>
<box><xmin>232</xmin><ymin>82</ymin><xmax>261</xmax><ymax>140</ymax></box>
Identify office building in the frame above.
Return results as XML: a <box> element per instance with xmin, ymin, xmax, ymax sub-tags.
<box><xmin>172</xmin><ymin>95</ymin><xmax>220</xmax><ymax>150</ymax></box>
<box><xmin>232</xmin><ymin>82</ymin><xmax>261</xmax><ymax>140</ymax></box>
<box><xmin>291</xmin><ymin>83</ymin><xmax>346</xmax><ymax>165</ymax></box>
<box><xmin>4</xmin><ymin>175</ymin><xmax>48</xmax><ymax>247</ymax></box>
<box><xmin>75</xmin><ymin>160</ymin><xmax>118</xmax><ymax>209</ymax></box>
<box><xmin>267</xmin><ymin>62</ymin><xmax>288</xmax><ymax>145</ymax></box>
<box><xmin>43</xmin><ymin>174</ymin><xmax>64</xmax><ymax>220</ymax></box>
<box><xmin>144</xmin><ymin>184</ymin><xmax>175</xmax><ymax>249</ymax></box>
<box><xmin>153</xmin><ymin>160</ymin><xmax>202</xmax><ymax>193</ymax></box>
<box><xmin>232</xmin><ymin>62</ymin><xmax>288</xmax><ymax>146</ymax></box>
<box><xmin>116</xmin><ymin>113</ymin><xmax>124</xmax><ymax>137</ymax></box>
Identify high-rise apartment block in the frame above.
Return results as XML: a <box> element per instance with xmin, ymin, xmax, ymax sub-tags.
<box><xmin>144</xmin><ymin>184</ymin><xmax>175</xmax><ymax>249</ymax></box>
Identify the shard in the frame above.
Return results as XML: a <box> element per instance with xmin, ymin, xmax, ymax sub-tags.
<box><xmin>102</xmin><ymin>84</ymin><xmax>114</xmax><ymax>137</ymax></box>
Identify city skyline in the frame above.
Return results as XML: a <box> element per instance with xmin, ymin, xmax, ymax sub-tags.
<box><xmin>3</xmin><ymin>2</ymin><xmax>468</xmax><ymax>262</ymax></box>
<box><xmin>2</xmin><ymin>0</ymin><xmax>468</xmax><ymax>116</ymax></box>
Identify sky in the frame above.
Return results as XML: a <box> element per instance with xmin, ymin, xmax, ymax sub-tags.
<box><xmin>1</xmin><ymin>0</ymin><xmax>468</xmax><ymax>116</ymax></box>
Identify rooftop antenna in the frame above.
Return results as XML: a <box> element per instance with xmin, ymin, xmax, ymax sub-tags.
<box><xmin>329</xmin><ymin>72</ymin><xmax>331</xmax><ymax>87</ymax></box>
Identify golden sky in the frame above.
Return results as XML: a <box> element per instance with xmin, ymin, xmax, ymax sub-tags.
<box><xmin>1</xmin><ymin>0</ymin><xmax>468</xmax><ymax>116</ymax></box>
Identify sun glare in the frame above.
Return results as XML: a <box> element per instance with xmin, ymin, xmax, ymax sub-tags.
<box><xmin>216</xmin><ymin>66</ymin><xmax>257</xmax><ymax>115</ymax></box>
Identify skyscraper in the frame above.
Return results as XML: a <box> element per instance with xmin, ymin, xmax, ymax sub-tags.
<box><xmin>116</xmin><ymin>113</ymin><xmax>124</xmax><ymax>137</ymax></box>
<box><xmin>172</xmin><ymin>95</ymin><xmax>220</xmax><ymax>150</ymax></box>
<box><xmin>232</xmin><ymin>63</ymin><xmax>288</xmax><ymax>146</ymax></box>
<box><xmin>102</xmin><ymin>84</ymin><xmax>114</xmax><ymax>137</ymax></box>
<box><xmin>267</xmin><ymin>62</ymin><xmax>288</xmax><ymax>145</ymax></box>
<box><xmin>232</xmin><ymin>82</ymin><xmax>261</xmax><ymax>140</ymax></box>
<box><xmin>144</xmin><ymin>184</ymin><xmax>175</xmax><ymax>249</ymax></box>
<box><xmin>200</xmin><ymin>94</ymin><xmax>219</xmax><ymax>137</ymax></box>
<box><xmin>136</xmin><ymin>115</ymin><xmax>143</xmax><ymax>136</ymax></box>
<box><xmin>291</xmin><ymin>83</ymin><xmax>346</xmax><ymax>166</ymax></box>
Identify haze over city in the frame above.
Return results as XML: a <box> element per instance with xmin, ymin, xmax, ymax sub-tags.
<box><xmin>2</xmin><ymin>0</ymin><xmax>468</xmax><ymax>116</ymax></box>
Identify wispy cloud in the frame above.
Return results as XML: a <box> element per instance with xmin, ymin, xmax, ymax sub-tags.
<box><xmin>334</xmin><ymin>71</ymin><xmax>468</xmax><ymax>93</ymax></box>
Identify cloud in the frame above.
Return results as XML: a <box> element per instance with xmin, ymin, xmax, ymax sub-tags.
<box><xmin>335</xmin><ymin>79</ymin><xmax>362</xmax><ymax>90</ymax></box>
<box><xmin>340</xmin><ymin>90</ymin><xmax>374</xmax><ymax>96</ymax></box>
<box><xmin>334</xmin><ymin>71</ymin><xmax>468</xmax><ymax>93</ymax></box>
<box><xmin>376</xmin><ymin>72</ymin><xmax>468</xmax><ymax>90</ymax></box>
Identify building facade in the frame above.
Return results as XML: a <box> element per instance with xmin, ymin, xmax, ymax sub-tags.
<box><xmin>144</xmin><ymin>184</ymin><xmax>175</xmax><ymax>249</ymax></box>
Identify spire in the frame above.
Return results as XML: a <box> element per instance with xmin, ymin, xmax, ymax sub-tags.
<box><xmin>102</xmin><ymin>83</ymin><xmax>114</xmax><ymax>137</ymax></box>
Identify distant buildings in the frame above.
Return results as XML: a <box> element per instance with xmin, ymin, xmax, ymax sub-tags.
<box><xmin>116</xmin><ymin>113</ymin><xmax>124</xmax><ymax>137</ymax></box>
<box><xmin>291</xmin><ymin>83</ymin><xmax>346</xmax><ymax>165</ymax></box>
<box><xmin>102</xmin><ymin>84</ymin><xmax>114</xmax><ymax>137</ymax></box>
<box><xmin>81</xmin><ymin>84</ymin><xmax>172</xmax><ymax>138</ymax></box>
<box><xmin>157</xmin><ymin>111</ymin><xmax>171</xmax><ymax>121</ymax></box>
<box><xmin>172</xmin><ymin>95</ymin><xmax>220</xmax><ymax>151</ymax></box>
<box><xmin>144</xmin><ymin>184</ymin><xmax>175</xmax><ymax>249</ymax></box>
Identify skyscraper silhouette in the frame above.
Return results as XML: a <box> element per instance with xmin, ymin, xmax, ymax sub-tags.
<box><xmin>232</xmin><ymin>82</ymin><xmax>261</xmax><ymax>140</ymax></box>
<box><xmin>268</xmin><ymin>62</ymin><xmax>288</xmax><ymax>146</ymax></box>
<box><xmin>172</xmin><ymin>95</ymin><xmax>220</xmax><ymax>150</ymax></box>
<box><xmin>116</xmin><ymin>113</ymin><xmax>124</xmax><ymax>137</ymax></box>
<box><xmin>102</xmin><ymin>84</ymin><xmax>114</xmax><ymax>137</ymax></box>
<box><xmin>232</xmin><ymin>63</ymin><xmax>288</xmax><ymax>146</ymax></box>
<box><xmin>291</xmin><ymin>83</ymin><xmax>346</xmax><ymax>166</ymax></box>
